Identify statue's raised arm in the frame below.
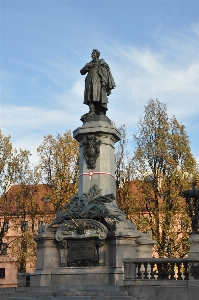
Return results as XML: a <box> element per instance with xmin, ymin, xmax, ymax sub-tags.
<box><xmin>80</xmin><ymin>49</ymin><xmax>116</xmax><ymax>115</ymax></box>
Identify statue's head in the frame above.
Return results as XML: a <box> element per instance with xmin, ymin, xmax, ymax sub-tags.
<box><xmin>91</xmin><ymin>49</ymin><xmax>100</xmax><ymax>60</ymax></box>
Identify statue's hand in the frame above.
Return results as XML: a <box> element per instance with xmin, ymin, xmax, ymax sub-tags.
<box><xmin>87</xmin><ymin>62</ymin><xmax>95</xmax><ymax>68</ymax></box>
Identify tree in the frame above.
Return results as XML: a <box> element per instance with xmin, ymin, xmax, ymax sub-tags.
<box><xmin>132</xmin><ymin>99</ymin><xmax>197</xmax><ymax>257</ymax></box>
<box><xmin>0</xmin><ymin>130</ymin><xmax>79</xmax><ymax>273</ymax></box>
<box><xmin>37</xmin><ymin>131</ymin><xmax>80</xmax><ymax>212</ymax></box>
<box><xmin>0</xmin><ymin>130</ymin><xmax>13</xmax><ymax>195</ymax></box>
<box><xmin>0</xmin><ymin>130</ymin><xmax>14</xmax><ymax>255</ymax></box>
<box><xmin>0</xmin><ymin>132</ymin><xmax>44</xmax><ymax>271</ymax></box>
<box><xmin>6</xmin><ymin>149</ymin><xmax>42</xmax><ymax>272</ymax></box>
<box><xmin>115</xmin><ymin>125</ymin><xmax>136</xmax><ymax>216</ymax></box>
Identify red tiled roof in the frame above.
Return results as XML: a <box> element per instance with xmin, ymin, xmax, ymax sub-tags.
<box><xmin>0</xmin><ymin>184</ymin><xmax>54</xmax><ymax>215</ymax></box>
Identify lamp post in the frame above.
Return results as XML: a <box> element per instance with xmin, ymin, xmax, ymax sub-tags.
<box><xmin>181</xmin><ymin>183</ymin><xmax>199</xmax><ymax>234</ymax></box>
<box><xmin>181</xmin><ymin>181</ymin><xmax>199</xmax><ymax>277</ymax></box>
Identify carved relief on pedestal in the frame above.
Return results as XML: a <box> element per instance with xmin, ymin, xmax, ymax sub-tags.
<box><xmin>55</xmin><ymin>219</ymin><xmax>108</xmax><ymax>241</ymax></box>
<box><xmin>82</xmin><ymin>135</ymin><xmax>102</xmax><ymax>169</ymax></box>
<box><xmin>55</xmin><ymin>219</ymin><xmax>107</xmax><ymax>267</ymax></box>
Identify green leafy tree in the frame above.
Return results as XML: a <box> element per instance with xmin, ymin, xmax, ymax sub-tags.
<box><xmin>132</xmin><ymin>99</ymin><xmax>197</xmax><ymax>257</ymax></box>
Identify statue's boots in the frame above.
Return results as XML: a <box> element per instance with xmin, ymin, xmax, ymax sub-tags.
<box><xmin>97</xmin><ymin>102</ymin><xmax>106</xmax><ymax>115</ymax></box>
<box><xmin>89</xmin><ymin>103</ymin><xmax>95</xmax><ymax>115</ymax></box>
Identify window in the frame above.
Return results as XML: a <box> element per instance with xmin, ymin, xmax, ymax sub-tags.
<box><xmin>0</xmin><ymin>268</ymin><xmax>5</xmax><ymax>279</ymax></box>
<box><xmin>21</xmin><ymin>221</ymin><xmax>28</xmax><ymax>232</ymax></box>
<box><xmin>0</xmin><ymin>243</ymin><xmax>7</xmax><ymax>255</ymax></box>
<box><xmin>3</xmin><ymin>221</ymin><xmax>9</xmax><ymax>232</ymax></box>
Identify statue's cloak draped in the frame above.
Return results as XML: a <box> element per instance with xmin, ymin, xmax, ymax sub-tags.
<box><xmin>81</xmin><ymin>58</ymin><xmax>115</xmax><ymax>108</ymax></box>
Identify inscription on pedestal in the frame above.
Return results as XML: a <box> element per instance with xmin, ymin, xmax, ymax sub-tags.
<box><xmin>68</xmin><ymin>239</ymin><xmax>98</xmax><ymax>267</ymax></box>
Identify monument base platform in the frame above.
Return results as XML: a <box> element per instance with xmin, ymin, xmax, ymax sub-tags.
<box><xmin>29</xmin><ymin>220</ymin><xmax>155</xmax><ymax>288</ymax></box>
<box><xmin>1</xmin><ymin>284</ymin><xmax>131</xmax><ymax>299</ymax></box>
<box><xmin>30</xmin><ymin>266</ymin><xmax>124</xmax><ymax>287</ymax></box>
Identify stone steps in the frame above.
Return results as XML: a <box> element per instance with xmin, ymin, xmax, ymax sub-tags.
<box><xmin>0</xmin><ymin>285</ymin><xmax>120</xmax><ymax>292</ymax></box>
<box><xmin>0</xmin><ymin>296</ymin><xmax>135</xmax><ymax>300</ymax></box>
<box><xmin>0</xmin><ymin>285</ymin><xmax>134</xmax><ymax>300</ymax></box>
<box><xmin>0</xmin><ymin>290</ymin><xmax>129</xmax><ymax>297</ymax></box>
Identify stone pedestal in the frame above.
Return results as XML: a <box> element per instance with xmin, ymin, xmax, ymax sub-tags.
<box><xmin>30</xmin><ymin>222</ymin><xmax>143</xmax><ymax>287</ymax></box>
<box><xmin>188</xmin><ymin>234</ymin><xmax>199</xmax><ymax>280</ymax></box>
<box><xmin>188</xmin><ymin>234</ymin><xmax>199</xmax><ymax>260</ymax></box>
<box><xmin>136</xmin><ymin>231</ymin><xmax>156</xmax><ymax>258</ymax></box>
<box><xmin>30</xmin><ymin>115</ymin><xmax>156</xmax><ymax>289</ymax></box>
<box><xmin>73</xmin><ymin>115</ymin><xmax>120</xmax><ymax>197</ymax></box>
<box><xmin>34</xmin><ymin>226</ymin><xmax>58</xmax><ymax>270</ymax></box>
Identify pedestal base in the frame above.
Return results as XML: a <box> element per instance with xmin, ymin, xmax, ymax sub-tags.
<box><xmin>30</xmin><ymin>266</ymin><xmax>124</xmax><ymax>287</ymax></box>
<box><xmin>188</xmin><ymin>234</ymin><xmax>199</xmax><ymax>260</ymax></box>
<box><xmin>30</xmin><ymin>220</ymin><xmax>157</xmax><ymax>287</ymax></box>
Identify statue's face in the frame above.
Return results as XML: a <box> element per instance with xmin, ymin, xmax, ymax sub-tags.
<box><xmin>91</xmin><ymin>50</ymin><xmax>99</xmax><ymax>60</ymax></box>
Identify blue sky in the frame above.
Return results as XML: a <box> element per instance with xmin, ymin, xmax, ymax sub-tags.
<box><xmin>0</xmin><ymin>0</ymin><xmax>199</xmax><ymax>164</ymax></box>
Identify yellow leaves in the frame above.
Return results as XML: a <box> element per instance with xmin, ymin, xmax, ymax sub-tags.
<box><xmin>117</xmin><ymin>99</ymin><xmax>198</xmax><ymax>257</ymax></box>
<box><xmin>0</xmin><ymin>129</ymin><xmax>81</xmax><ymax>270</ymax></box>
<box><xmin>8</xmin><ymin>229</ymin><xmax>37</xmax><ymax>272</ymax></box>
<box><xmin>37</xmin><ymin>131</ymin><xmax>80</xmax><ymax>212</ymax></box>
<box><xmin>0</xmin><ymin>131</ymin><xmax>13</xmax><ymax>193</ymax></box>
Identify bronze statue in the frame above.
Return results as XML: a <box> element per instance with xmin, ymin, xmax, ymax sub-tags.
<box><xmin>80</xmin><ymin>49</ymin><xmax>116</xmax><ymax>115</ymax></box>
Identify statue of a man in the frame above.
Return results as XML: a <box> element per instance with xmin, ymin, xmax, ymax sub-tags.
<box><xmin>80</xmin><ymin>49</ymin><xmax>116</xmax><ymax>115</ymax></box>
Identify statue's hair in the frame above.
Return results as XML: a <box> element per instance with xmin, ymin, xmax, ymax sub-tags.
<box><xmin>92</xmin><ymin>49</ymin><xmax>100</xmax><ymax>57</ymax></box>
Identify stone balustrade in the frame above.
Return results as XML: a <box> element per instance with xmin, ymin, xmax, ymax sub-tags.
<box><xmin>123</xmin><ymin>258</ymin><xmax>192</xmax><ymax>282</ymax></box>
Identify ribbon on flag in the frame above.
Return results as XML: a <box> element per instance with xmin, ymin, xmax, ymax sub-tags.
<box><xmin>79</xmin><ymin>171</ymin><xmax>115</xmax><ymax>181</ymax></box>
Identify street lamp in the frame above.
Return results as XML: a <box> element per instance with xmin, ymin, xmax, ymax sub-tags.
<box><xmin>181</xmin><ymin>182</ymin><xmax>199</xmax><ymax>234</ymax></box>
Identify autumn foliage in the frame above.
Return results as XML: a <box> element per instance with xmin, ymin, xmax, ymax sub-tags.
<box><xmin>0</xmin><ymin>99</ymin><xmax>198</xmax><ymax>272</ymax></box>
<box><xmin>0</xmin><ymin>130</ymin><xmax>79</xmax><ymax>272</ymax></box>
<box><xmin>116</xmin><ymin>99</ymin><xmax>198</xmax><ymax>257</ymax></box>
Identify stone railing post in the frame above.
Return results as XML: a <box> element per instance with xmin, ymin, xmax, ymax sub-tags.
<box><xmin>123</xmin><ymin>258</ymin><xmax>189</xmax><ymax>284</ymax></box>
<box><xmin>123</xmin><ymin>259</ymin><xmax>137</xmax><ymax>285</ymax></box>
<box><xmin>188</xmin><ymin>234</ymin><xmax>199</xmax><ymax>280</ymax></box>
<box><xmin>17</xmin><ymin>273</ymin><xmax>31</xmax><ymax>287</ymax></box>
<box><xmin>136</xmin><ymin>231</ymin><xmax>156</xmax><ymax>258</ymax></box>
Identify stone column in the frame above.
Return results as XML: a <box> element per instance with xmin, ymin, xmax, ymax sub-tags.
<box><xmin>188</xmin><ymin>234</ymin><xmax>199</xmax><ymax>280</ymax></box>
<box><xmin>34</xmin><ymin>225</ymin><xmax>58</xmax><ymax>270</ymax></box>
<box><xmin>73</xmin><ymin>115</ymin><xmax>121</xmax><ymax>197</ymax></box>
<box><xmin>136</xmin><ymin>231</ymin><xmax>156</xmax><ymax>258</ymax></box>
<box><xmin>188</xmin><ymin>234</ymin><xmax>199</xmax><ymax>260</ymax></box>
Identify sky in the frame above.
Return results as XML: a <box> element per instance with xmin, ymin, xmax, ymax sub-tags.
<box><xmin>0</xmin><ymin>0</ymin><xmax>199</xmax><ymax>165</ymax></box>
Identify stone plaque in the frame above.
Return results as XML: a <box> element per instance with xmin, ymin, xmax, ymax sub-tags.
<box><xmin>68</xmin><ymin>239</ymin><xmax>98</xmax><ymax>266</ymax></box>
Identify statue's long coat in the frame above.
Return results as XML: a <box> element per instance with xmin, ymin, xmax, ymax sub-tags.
<box><xmin>80</xmin><ymin>58</ymin><xmax>115</xmax><ymax>109</ymax></box>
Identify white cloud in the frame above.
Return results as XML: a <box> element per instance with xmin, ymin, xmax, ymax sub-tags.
<box><xmin>1</xmin><ymin>105</ymin><xmax>64</xmax><ymax>130</ymax></box>
<box><xmin>191</xmin><ymin>23</ymin><xmax>199</xmax><ymax>37</ymax></box>
<box><xmin>106</xmin><ymin>34</ymin><xmax>199</xmax><ymax>126</ymax></box>
<box><xmin>1</xmin><ymin>22</ymin><xmax>199</xmax><ymax>163</ymax></box>
<box><xmin>55</xmin><ymin>78</ymin><xmax>85</xmax><ymax>111</ymax></box>
<box><xmin>0</xmin><ymin>104</ymin><xmax>84</xmax><ymax>166</ymax></box>
<box><xmin>12</xmin><ymin>133</ymin><xmax>43</xmax><ymax>166</ymax></box>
